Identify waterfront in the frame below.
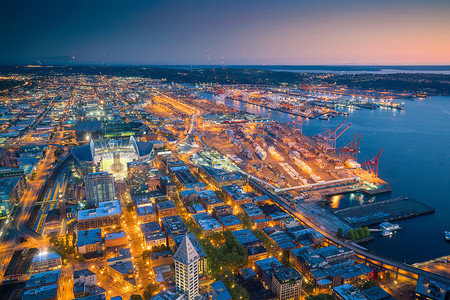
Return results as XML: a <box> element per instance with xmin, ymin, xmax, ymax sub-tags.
<box><xmin>201</xmin><ymin>93</ymin><xmax>450</xmax><ymax>264</ymax></box>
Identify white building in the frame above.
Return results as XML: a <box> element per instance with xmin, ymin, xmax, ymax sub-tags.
<box><xmin>85</xmin><ymin>172</ymin><xmax>115</xmax><ymax>205</ymax></box>
<box><xmin>73</xmin><ymin>269</ymin><xmax>98</xmax><ymax>286</ymax></box>
<box><xmin>173</xmin><ymin>234</ymin><xmax>200</xmax><ymax>300</ymax></box>
<box><xmin>31</xmin><ymin>251</ymin><xmax>62</xmax><ymax>272</ymax></box>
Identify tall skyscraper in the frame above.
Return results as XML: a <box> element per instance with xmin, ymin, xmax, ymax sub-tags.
<box><xmin>173</xmin><ymin>234</ymin><xmax>200</xmax><ymax>300</ymax></box>
<box><xmin>85</xmin><ymin>172</ymin><xmax>115</xmax><ymax>205</ymax></box>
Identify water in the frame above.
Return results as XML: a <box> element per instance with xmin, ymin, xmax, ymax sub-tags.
<box><xmin>200</xmin><ymin>92</ymin><xmax>450</xmax><ymax>264</ymax></box>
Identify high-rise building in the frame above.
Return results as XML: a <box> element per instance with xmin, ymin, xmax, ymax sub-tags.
<box><xmin>85</xmin><ymin>172</ymin><xmax>115</xmax><ymax>205</ymax></box>
<box><xmin>173</xmin><ymin>234</ymin><xmax>200</xmax><ymax>300</ymax></box>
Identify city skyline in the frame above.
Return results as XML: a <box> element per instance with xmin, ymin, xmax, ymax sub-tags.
<box><xmin>1</xmin><ymin>0</ymin><xmax>450</xmax><ymax>65</ymax></box>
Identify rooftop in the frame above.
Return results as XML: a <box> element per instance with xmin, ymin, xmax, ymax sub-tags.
<box><xmin>273</xmin><ymin>267</ymin><xmax>302</xmax><ymax>283</ymax></box>
<box><xmin>210</xmin><ymin>280</ymin><xmax>232</xmax><ymax>300</ymax></box>
<box><xmin>104</xmin><ymin>231</ymin><xmax>126</xmax><ymax>241</ymax></box>
<box><xmin>161</xmin><ymin>215</ymin><xmax>188</xmax><ymax>236</ymax></box>
<box><xmin>254</xmin><ymin>257</ymin><xmax>283</xmax><ymax>272</ymax></box>
<box><xmin>77</xmin><ymin>200</ymin><xmax>122</xmax><ymax>221</ymax></box>
<box><xmin>217</xmin><ymin>214</ymin><xmax>242</xmax><ymax>227</ymax></box>
<box><xmin>73</xmin><ymin>268</ymin><xmax>96</xmax><ymax>279</ymax></box>
<box><xmin>26</xmin><ymin>270</ymin><xmax>60</xmax><ymax>288</ymax></box>
<box><xmin>232</xmin><ymin>229</ymin><xmax>260</xmax><ymax>248</ymax></box>
<box><xmin>333</xmin><ymin>284</ymin><xmax>368</xmax><ymax>300</ymax></box>
<box><xmin>77</xmin><ymin>228</ymin><xmax>102</xmax><ymax>247</ymax></box>
<box><xmin>32</xmin><ymin>251</ymin><xmax>61</xmax><ymax>263</ymax></box>
<box><xmin>173</xmin><ymin>234</ymin><xmax>200</xmax><ymax>265</ymax></box>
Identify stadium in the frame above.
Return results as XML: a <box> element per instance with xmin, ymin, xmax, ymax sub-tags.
<box><xmin>72</xmin><ymin>136</ymin><xmax>160</xmax><ymax>180</ymax></box>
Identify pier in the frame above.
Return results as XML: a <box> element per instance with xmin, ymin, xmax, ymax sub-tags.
<box><xmin>334</xmin><ymin>197</ymin><xmax>435</xmax><ymax>227</ymax></box>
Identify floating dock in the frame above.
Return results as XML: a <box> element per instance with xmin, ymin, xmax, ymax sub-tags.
<box><xmin>334</xmin><ymin>196</ymin><xmax>435</xmax><ymax>227</ymax></box>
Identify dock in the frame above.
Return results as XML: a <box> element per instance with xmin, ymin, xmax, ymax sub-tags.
<box><xmin>334</xmin><ymin>196</ymin><xmax>435</xmax><ymax>227</ymax></box>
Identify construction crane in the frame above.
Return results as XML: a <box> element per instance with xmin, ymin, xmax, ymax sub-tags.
<box><xmin>313</xmin><ymin>121</ymin><xmax>352</xmax><ymax>153</ymax></box>
<box><xmin>362</xmin><ymin>148</ymin><xmax>383</xmax><ymax>177</ymax></box>
<box><xmin>338</xmin><ymin>132</ymin><xmax>362</xmax><ymax>161</ymax></box>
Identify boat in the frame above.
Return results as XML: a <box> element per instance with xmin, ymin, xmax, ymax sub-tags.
<box><xmin>445</xmin><ymin>231</ymin><xmax>450</xmax><ymax>241</ymax></box>
<box><xmin>380</xmin><ymin>230</ymin><xmax>392</xmax><ymax>237</ymax></box>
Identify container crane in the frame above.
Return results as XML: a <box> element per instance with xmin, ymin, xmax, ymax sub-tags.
<box><xmin>313</xmin><ymin>121</ymin><xmax>352</xmax><ymax>153</ymax></box>
<box><xmin>338</xmin><ymin>132</ymin><xmax>362</xmax><ymax>161</ymax></box>
<box><xmin>362</xmin><ymin>148</ymin><xmax>383</xmax><ymax>177</ymax></box>
<box><xmin>289</xmin><ymin>117</ymin><xmax>307</xmax><ymax>134</ymax></box>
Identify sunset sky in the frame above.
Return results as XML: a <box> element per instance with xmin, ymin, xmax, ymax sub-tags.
<box><xmin>1</xmin><ymin>0</ymin><xmax>449</xmax><ymax>65</ymax></box>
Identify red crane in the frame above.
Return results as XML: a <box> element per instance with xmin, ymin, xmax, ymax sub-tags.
<box><xmin>362</xmin><ymin>148</ymin><xmax>383</xmax><ymax>177</ymax></box>
<box><xmin>313</xmin><ymin>121</ymin><xmax>352</xmax><ymax>153</ymax></box>
<box><xmin>338</xmin><ymin>132</ymin><xmax>362</xmax><ymax>161</ymax></box>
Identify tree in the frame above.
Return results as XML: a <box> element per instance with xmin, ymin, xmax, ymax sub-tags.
<box><xmin>356</xmin><ymin>279</ymin><xmax>378</xmax><ymax>290</ymax></box>
<box><xmin>146</xmin><ymin>283</ymin><xmax>160</xmax><ymax>295</ymax></box>
<box><xmin>363</xmin><ymin>226</ymin><xmax>370</xmax><ymax>238</ymax></box>
<box><xmin>143</xmin><ymin>290</ymin><xmax>154</xmax><ymax>300</ymax></box>
<box><xmin>130</xmin><ymin>294</ymin><xmax>143</xmax><ymax>300</ymax></box>
<box><xmin>127</xmin><ymin>202</ymin><xmax>135</xmax><ymax>213</ymax></box>
<box><xmin>346</xmin><ymin>230</ymin><xmax>355</xmax><ymax>240</ymax></box>
<box><xmin>356</xmin><ymin>227</ymin><xmax>365</xmax><ymax>239</ymax></box>
<box><xmin>337</xmin><ymin>228</ymin><xmax>343</xmax><ymax>238</ymax></box>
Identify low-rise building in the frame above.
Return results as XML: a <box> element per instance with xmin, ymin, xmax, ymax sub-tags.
<box><xmin>31</xmin><ymin>252</ymin><xmax>62</xmax><ymax>273</ymax></box>
<box><xmin>156</xmin><ymin>200</ymin><xmax>177</xmax><ymax>219</ymax></box>
<box><xmin>315</xmin><ymin>245</ymin><xmax>354</xmax><ymax>268</ymax></box>
<box><xmin>241</xmin><ymin>202</ymin><xmax>266</xmax><ymax>221</ymax></box>
<box><xmin>161</xmin><ymin>215</ymin><xmax>188</xmax><ymax>247</ymax></box>
<box><xmin>24</xmin><ymin>270</ymin><xmax>61</xmax><ymax>300</ymax></box>
<box><xmin>77</xmin><ymin>228</ymin><xmax>103</xmax><ymax>254</ymax></box>
<box><xmin>233</xmin><ymin>229</ymin><xmax>263</xmax><ymax>248</ymax></box>
<box><xmin>212</xmin><ymin>205</ymin><xmax>233</xmax><ymax>218</ymax></box>
<box><xmin>262</xmin><ymin>226</ymin><xmax>298</xmax><ymax>252</ymax></box>
<box><xmin>333</xmin><ymin>283</ymin><xmax>368</xmax><ymax>300</ymax></box>
<box><xmin>198</xmin><ymin>190</ymin><xmax>224</xmax><ymax>212</ymax></box>
<box><xmin>77</xmin><ymin>200</ymin><xmax>122</xmax><ymax>231</ymax></box>
<box><xmin>197</xmin><ymin>165</ymin><xmax>246</xmax><ymax>188</ymax></box>
<box><xmin>210</xmin><ymin>280</ymin><xmax>232</xmax><ymax>300</ymax></box>
<box><xmin>217</xmin><ymin>214</ymin><xmax>244</xmax><ymax>232</ymax></box>
<box><xmin>254</xmin><ymin>257</ymin><xmax>284</xmax><ymax>288</ymax></box>
<box><xmin>222</xmin><ymin>184</ymin><xmax>252</xmax><ymax>206</ymax></box>
<box><xmin>150</xmin><ymin>250</ymin><xmax>174</xmax><ymax>268</ymax></box>
<box><xmin>193</xmin><ymin>212</ymin><xmax>223</xmax><ymax>237</ymax></box>
<box><xmin>136</xmin><ymin>203</ymin><xmax>157</xmax><ymax>223</ymax></box>
<box><xmin>414</xmin><ymin>275</ymin><xmax>450</xmax><ymax>300</ymax></box>
<box><xmin>73</xmin><ymin>269</ymin><xmax>97</xmax><ymax>286</ymax></box>
<box><xmin>141</xmin><ymin>222</ymin><xmax>167</xmax><ymax>249</ymax></box>
<box><xmin>361</xmin><ymin>286</ymin><xmax>395</xmax><ymax>300</ymax></box>
<box><xmin>107</xmin><ymin>248</ymin><xmax>135</xmax><ymax>291</ymax></box>
<box><xmin>104</xmin><ymin>231</ymin><xmax>127</xmax><ymax>249</ymax></box>
<box><xmin>290</xmin><ymin>246</ymin><xmax>328</xmax><ymax>275</ymax></box>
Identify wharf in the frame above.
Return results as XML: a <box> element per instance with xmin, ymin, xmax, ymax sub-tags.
<box><xmin>334</xmin><ymin>196</ymin><xmax>435</xmax><ymax>227</ymax></box>
<box><xmin>363</xmin><ymin>185</ymin><xmax>392</xmax><ymax>194</ymax></box>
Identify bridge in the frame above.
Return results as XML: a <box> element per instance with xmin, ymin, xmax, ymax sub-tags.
<box><xmin>249</xmin><ymin>178</ymin><xmax>450</xmax><ymax>285</ymax></box>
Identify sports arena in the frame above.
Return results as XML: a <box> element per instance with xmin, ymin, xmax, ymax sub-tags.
<box><xmin>72</xmin><ymin>136</ymin><xmax>159</xmax><ymax>180</ymax></box>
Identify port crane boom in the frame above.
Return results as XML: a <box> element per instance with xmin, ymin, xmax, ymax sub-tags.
<box><xmin>362</xmin><ymin>148</ymin><xmax>383</xmax><ymax>177</ymax></box>
<box><xmin>313</xmin><ymin>121</ymin><xmax>352</xmax><ymax>152</ymax></box>
<box><xmin>338</xmin><ymin>132</ymin><xmax>362</xmax><ymax>161</ymax></box>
